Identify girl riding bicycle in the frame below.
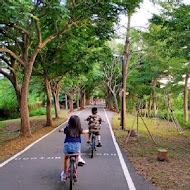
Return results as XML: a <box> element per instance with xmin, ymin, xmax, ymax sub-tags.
<box><xmin>59</xmin><ymin>115</ymin><xmax>88</xmax><ymax>182</ymax></box>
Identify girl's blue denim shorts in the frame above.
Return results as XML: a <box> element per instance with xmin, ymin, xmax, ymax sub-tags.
<box><xmin>63</xmin><ymin>142</ymin><xmax>81</xmax><ymax>154</ymax></box>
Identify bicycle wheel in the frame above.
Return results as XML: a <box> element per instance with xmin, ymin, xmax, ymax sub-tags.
<box><xmin>69</xmin><ymin>159</ymin><xmax>74</xmax><ymax>190</ymax></box>
<box><xmin>91</xmin><ymin>135</ymin><xmax>95</xmax><ymax>158</ymax></box>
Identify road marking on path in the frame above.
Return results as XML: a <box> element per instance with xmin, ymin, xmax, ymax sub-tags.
<box><xmin>104</xmin><ymin>109</ymin><xmax>136</xmax><ymax>190</ymax></box>
<box><xmin>0</xmin><ymin>110</ymin><xmax>84</xmax><ymax>168</ymax></box>
<box><xmin>13</xmin><ymin>153</ymin><xmax>117</xmax><ymax>161</ymax></box>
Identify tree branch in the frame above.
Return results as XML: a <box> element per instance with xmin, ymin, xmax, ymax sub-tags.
<box><xmin>0</xmin><ymin>48</ymin><xmax>25</xmax><ymax>66</ymax></box>
<box><xmin>1</xmin><ymin>23</ymin><xmax>30</xmax><ymax>36</ymax></box>
<box><xmin>0</xmin><ymin>56</ymin><xmax>11</xmax><ymax>66</ymax></box>
<box><xmin>41</xmin><ymin>20</ymin><xmax>80</xmax><ymax>48</ymax></box>
<box><xmin>0</xmin><ymin>28</ymin><xmax>19</xmax><ymax>43</ymax></box>
<box><xmin>0</xmin><ymin>68</ymin><xmax>11</xmax><ymax>79</ymax></box>
<box><xmin>35</xmin><ymin>20</ymin><xmax>42</xmax><ymax>45</ymax></box>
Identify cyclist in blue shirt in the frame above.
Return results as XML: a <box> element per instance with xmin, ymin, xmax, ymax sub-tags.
<box><xmin>59</xmin><ymin>115</ymin><xmax>88</xmax><ymax>181</ymax></box>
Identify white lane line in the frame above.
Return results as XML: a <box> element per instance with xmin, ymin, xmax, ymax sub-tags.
<box><xmin>14</xmin><ymin>158</ymin><xmax>21</xmax><ymax>160</ymax></box>
<box><xmin>31</xmin><ymin>157</ymin><xmax>37</xmax><ymax>160</ymax></box>
<box><xmin>0</xmin><ymin>110</ymin><xmax>84</xmax><ymax>168</ymax></box>
<box><xmin>55</xmin><ymin>157</ymin><xmax>61</xmax><ymax>159</ymax></box>
<box><xmin>22</xmin><ymin>158</ymin><xmax>29</xmax><ymax>160</ymax></box>
<box><xmin>104</xmin><ymin>109</ymin><xmax>136</xmax><ymax>190</ymax></box>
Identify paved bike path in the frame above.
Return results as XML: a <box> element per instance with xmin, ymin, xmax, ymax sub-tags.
<box><xmin>0</xmin><ymin>104</ymin><xmax>157</xmax><ymax>190</ymax></box>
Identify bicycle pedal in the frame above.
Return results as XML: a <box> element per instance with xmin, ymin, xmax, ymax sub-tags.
<box><xmin>61</xmin><ymin>179</ymin><xmax>66</xmax><ymax>183</ymax></box>
<box><xmin>78</xmin><ymin>163</ymin><xmax>84</xmax><ymax>167</ymax></box>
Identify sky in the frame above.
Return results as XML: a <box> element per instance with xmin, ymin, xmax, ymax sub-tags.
<box><xmin>116</xmin><ymin>0</ymin><xmax>161</xmax><ymax>40</ymax></box>
<box><xmin>129</xmin><ymin>0</ymin><xmax>160</xmax><ymax>26</ymax></box>
<box><xmin>117</xmin><ymin>0</ymin><xmax>190</xmax><ymax>86</ymax></box>
<box><xmin>130</xmin><ymin>0</ymin><xmax>161</xmax><ymax>28</ymax></box>
<box><xmin>117</xmin><ymin>0</ymin><xmax>190</xmax><ymax>39</ymax></box>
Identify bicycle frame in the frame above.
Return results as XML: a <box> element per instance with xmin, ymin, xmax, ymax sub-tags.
<box><xmin>89</xmin><ymin>128</ymin><xmax>100</xmax><ymax>158</ymax></box>
<box><xmin>91</xmin><ymin>132</ymin><xmax>96</xmax><ymax>158</ymax></box>
<box><xmin>65</xmin><ymin>153</ymin><xmax>79</xmax><ymax>190</ymax></box>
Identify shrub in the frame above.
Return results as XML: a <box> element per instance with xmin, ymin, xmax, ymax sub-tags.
<box><xmin>29</xmin><ymin>107</ymin><xmax>55</xmax><ymax>117</ymax></box>
<box><xmin>0</xmin><ymin>121</ymin><xmax>4</xmax><ymax>129</ymax></box>
<box><xmin>29</xmin><ymin>107</ymin><xmax>46</xmax><ymax>117</ymax></box>
<box><xmin>157</xmin><ymin>110</ymin><xmax>190</xmax><ymax>129</ymax></box>
<box><xmin>174</xmin><ymin>111</ymin><xmax>190</xmax><ymax>128</ymax></box>
<box><xmin>0</xmin><ymin>80</ymin><xmax>19</xmax><ymax>119</ymax></box>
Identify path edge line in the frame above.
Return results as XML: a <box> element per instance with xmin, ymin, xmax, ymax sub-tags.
<box><xmin>0</xmin><ymin>110</ymin><xmax>83</xmax><ymax>168</ymax></box>
<box><xmin>104</xmin><ymin>109</ymin><xmax>136</xmax><ymax>190</ymax></box>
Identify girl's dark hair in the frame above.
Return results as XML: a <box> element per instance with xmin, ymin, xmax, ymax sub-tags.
<box><xmin>67</xmin><ymin>115</ymin><xmax>82</xmax><ymax>138</ymax></box>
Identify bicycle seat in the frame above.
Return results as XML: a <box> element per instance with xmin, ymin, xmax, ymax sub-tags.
<box><xmin>65</xmin><ymin>152</ymin><xmax>79</xmax><ymax>157</ymax></box>
<box><xmin>92</xmin><ymin>126</ymin><xmax>101</xmax><ymax>130</ymax></box>
<box><xmin>89</xmin><ymin>130</ymin><xmax>100</xmax><ymax>134</ymax></box>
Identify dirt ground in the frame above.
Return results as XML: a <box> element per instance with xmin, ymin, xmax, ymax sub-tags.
<box><xmin>0</xmin><ymin>114</ymin><xmax>67</xmax><ymax>162</ymax></box>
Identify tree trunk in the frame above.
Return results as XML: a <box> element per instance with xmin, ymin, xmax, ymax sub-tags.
<box><xmin>86</xmin><ymin>98</ymin><xmax>91</xmax><ymax>105</ymax></box>
<box><xmin>44</xmin><ymin>77</ymin><xmax>53</xmax><ymax>126</ymax></box>
<box><xmin>65</xmin><ymin>94</ymin><xmax>68</xmax><ymax>109</ymax></box>
<box><xmin>184</xmin><ymin>74</ymin><xmax>189</xmax><ymax>122</ymax></box>
<box><xmin>122</xmin><ymin>14</ymin><xmax>131</xmax><ymax>128</ymax></box>
<box><xmin>144</xmin><ymin>101</ymin><xmax>148</xmax><ymax>117</ymax></box>
<box><xmin>20</xmin><ymin>65</ymin><xmax>32</xmax><ymax>137</ymax></box>
<box><xmin>105</xmin><ymin>98</ymin><xmax>108</xmax><ymax>108</ymax></box>
<box><xmin>10</xmin><ymin>75</ymin><xmax>22</xmax><ymax>108</ymax></box>
<box><xmin>153</xmin><ymin>80</ymin><xmax>157</xmax><ymax>117</ymax></box>
<box><xmin>19</xmin><ymin>44</ymin><xmax>41</xmax><ymax>136</ymax></box>
<box><xmin>148</xmin><ymin>91</ymin><xmax>153</xmax><ymax>118</ymax></box>
<box><xmin>107</xmin><ymin>84</ymin><xmax>119</xmax><ymax>113</ymax></box>
<box><xmin>52</xmin><ymin>92</ymin><xmax>60</xmax><ymax>119</ymax></box>
<box><xmin>113</xmin><ymin>92</ymin><xmax>119</xmax><ymax>113</ymax></box>
<box><xmin>86</xmin><ymin>94</ymin><xmax>91</xmax><ymax>105</ymax></box>
<box><xmin>153</xmin><ymin>79</ymin><xmax>157</xmax><ymax>117</ymax></box>
<box><xmin>52</xmin><ymin>84</ymin><xmax>60</xmax><ymax>119</ymax></box>
<box><xmin>167</xmin><ymin>94</ymin><xmax>171</xmax><ymax>122</ymax></box>
<box><xmin>68</xmin><ymin>94</ymin><xmax>74</xmax><ymax>112</ymax></box>
<box><xmin>76</xmin><ymin>93</ymin><xmax>80</xmax><ymax>109</ymax></box>
<box><xmin>107</xmin><ymin>88</ymin><xmax>114</xmax><ymax>110</ymax></box>
<box><xmin>80</xmin><ymin>90</ymin><xmax>85</xmax><ymax>109</ymax></box>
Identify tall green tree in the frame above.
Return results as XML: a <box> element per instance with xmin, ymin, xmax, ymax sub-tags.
<box><xmin>0</xmin><ymin>0</ymin><xmax>119</xmax><ymax>136</ymax></box>
<box><xmin>115</xmin><ymin>0</ymin><xmax>142</xmax><ymax>127</ymax></box>
<box><xmin>150</xmin><ymin>2</ymin><xmax>190</xmax><ymax>121</ymax></box>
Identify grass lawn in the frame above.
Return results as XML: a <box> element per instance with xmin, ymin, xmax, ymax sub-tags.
<box><xmin>0</xmin><ymin>110</ymin><xmax>68</xmax><ymax>162</ymax></box>
<box><xmin>113</xmin><ymin>114</ymin><xmax>190</xmax><ymax>190</ymax></box>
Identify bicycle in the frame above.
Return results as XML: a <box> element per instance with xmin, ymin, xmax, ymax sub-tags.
<box><xmin>89</xmin><ymin>126</ymin><xmax>101</xmax><ymax>158</ymax></box>
<box><xmin>64</xmin><ymin>153</ymin><xmax>79</xmax><ymax>190</ymax></box>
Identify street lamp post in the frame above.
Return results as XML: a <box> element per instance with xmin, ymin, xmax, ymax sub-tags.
<box><xmin>121</xmin><ymin>56</ymin><xmax>125</xmax><ymax>130</ymax></box>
